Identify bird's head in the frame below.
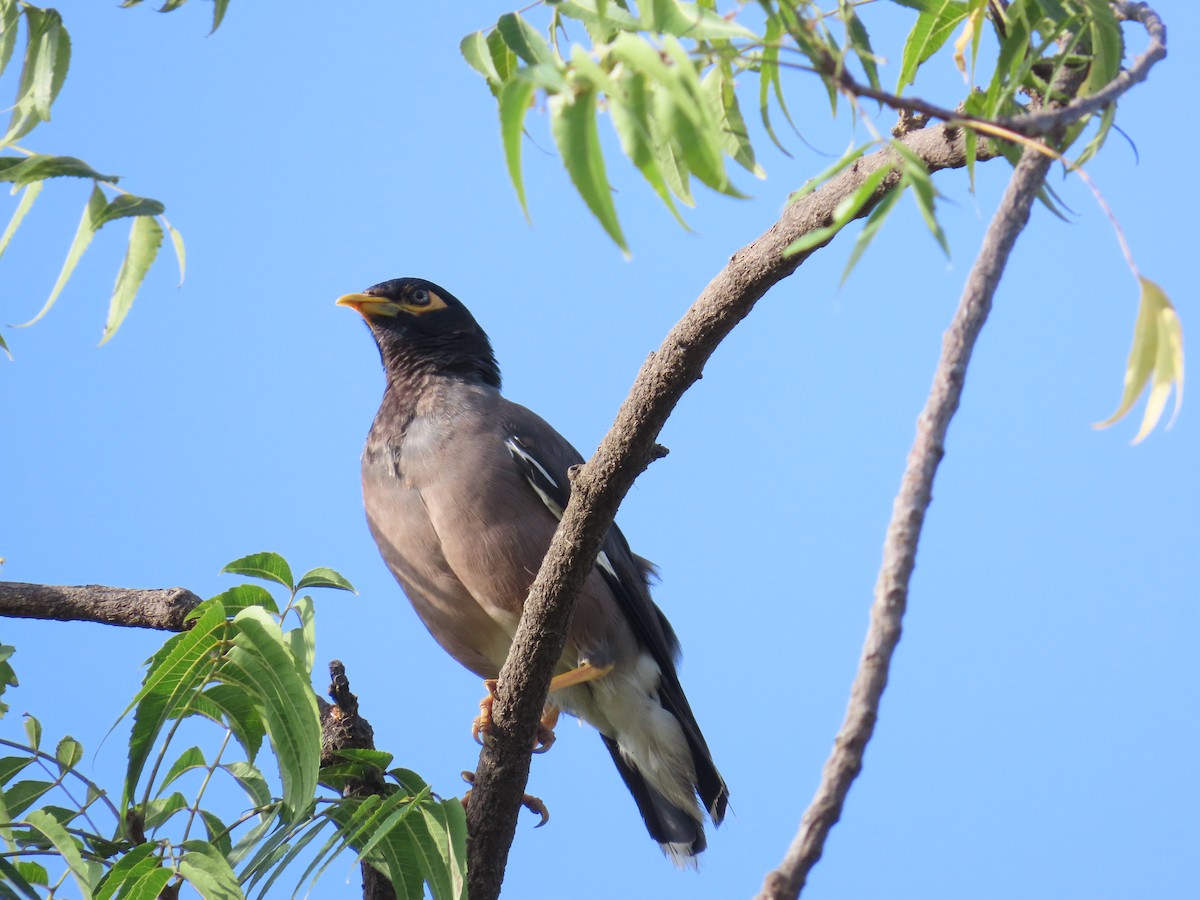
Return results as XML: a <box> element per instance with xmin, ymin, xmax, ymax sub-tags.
<box><xmin>338</xmin><ymin>277</ymin><xmax>500</xmax><ymax>389</ymax></box>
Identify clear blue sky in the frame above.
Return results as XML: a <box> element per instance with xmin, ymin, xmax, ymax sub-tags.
<box><xmin>3</xmin><ymin>3</ymin><xmax>1196</xmax><ymax>898</ymax></box>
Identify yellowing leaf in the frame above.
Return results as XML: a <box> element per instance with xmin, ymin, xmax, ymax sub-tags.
<box><xmin>1096</xmin><ymin>277</ymin><xmax>1184</xmax><ymax>443</ymax></box>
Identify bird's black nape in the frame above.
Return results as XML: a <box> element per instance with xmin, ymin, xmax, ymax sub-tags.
<box><xmin>351</xmin><ymin>277</ymin><xmax>501</xmax><ymax>389</ymax></box>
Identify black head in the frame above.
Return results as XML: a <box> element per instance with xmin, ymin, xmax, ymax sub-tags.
<box><xmin>337</xmin><ymin>277</ymin><xmax>501</xmax><ymax>389</ymax></box>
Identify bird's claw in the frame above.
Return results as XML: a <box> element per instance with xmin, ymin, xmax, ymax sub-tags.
<box><xmin>474</xmin><ymin>680</ymin><xmax>559</xmax><ymax>753</ymax></box>
<box><xmin>460</xmin><ymin>771</ymin><xmax>550</xmax><ymax>828</ymax></box>
<box><xmin>472</xmin><ymin>679</ymin><xmax>498</xmax><ymax>746</ymax></box>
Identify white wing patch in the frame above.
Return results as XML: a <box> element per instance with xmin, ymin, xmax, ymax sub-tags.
<box><xmin>505</xmin><ymin>437</ymin><xmax>564</xmax><ymax>519</ymax></box>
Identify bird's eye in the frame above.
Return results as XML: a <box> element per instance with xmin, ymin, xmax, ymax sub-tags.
<box><xmin>410</xmin><ymin>288</ymin><xmax>430</xmax><ymax>306</ymax></box>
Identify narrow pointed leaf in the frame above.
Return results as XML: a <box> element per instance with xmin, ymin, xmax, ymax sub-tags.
<box><xmin>16</xmin><ymin>185</ymin><xmax>105</xmax><ymax>327</ymax></box>
<box><xmin>166</xmin><ymin>221</ymin><xmax>185</xmax><ymax>284</ymax></box>
<box><xmin>495</xmin><ymin>12</ymin><xmax>554</xmax><ymax>66</ymax></box>
<box><xmin>498</xmin><ymin>75</ymin><xmax>537</xmax><ymax>220</ymax></box>
<box><xmin>24</xmin><ymin>810</ymin><xmax>94</xmax><ymax>898</ymax></box>
<box><xmin>549</xmin><ymin>85</ymin><xmax>627</xmax><ymax>252</ymax></box>
<box><xmin>156</xmin><ymin>745</ymin><xmax>206</xmax><ymax>793</ymax></box>
<box><xmin>178</xmin><ymin>840</ymin><xmax>241</xmax><ymax>899</ymax></box>
<box><xmin>220</xmin><ymin>608</ymin><xmax>320</xmax><ymax>821</ymax></box>
<box><xmin>0</xmin><ymin>180</ymin><xmax>40</xmax><ymax>262</ymax></box>
<box><xmin>119</xmin><ymin>600</ymin><xmax>228</xmax><ymax>811</ymax></box>
<box><xmin>100</xmin><ymin>213</ymin><xmax>162</xmax><ymax>344</ymax></box>
<box><xmin>897</xmin><ymin>0</ymin><xmax>969</xmax><ymax>91</ymax></box>
<box><xmin>1096</xmin><ymin>278</ymin><xmax>1184</xmax><ymax>442</ymax></box>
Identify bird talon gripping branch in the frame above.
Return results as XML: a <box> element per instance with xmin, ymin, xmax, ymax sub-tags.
<box><xmin>340</xmin><ymin>278</ymin><xmax>728</xmax><ymax>864</ymax></box>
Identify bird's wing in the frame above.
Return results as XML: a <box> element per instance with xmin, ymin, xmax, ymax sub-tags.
<box><xmin>501</xmin><ymin>404</ymin><xmax>681</xmax><ymax>672</ymax></box>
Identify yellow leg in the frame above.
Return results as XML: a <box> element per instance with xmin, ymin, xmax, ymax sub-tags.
<box><xmin>548</xmin><ymin>661</ymin><xmax>614</xmax><ymax>693</ymax></box>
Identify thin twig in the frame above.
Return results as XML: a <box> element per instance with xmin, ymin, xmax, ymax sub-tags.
<box><xmin>756</xmin><ymin>133</ymin><xmax>1058</xmax><ymax>900</ymax></box>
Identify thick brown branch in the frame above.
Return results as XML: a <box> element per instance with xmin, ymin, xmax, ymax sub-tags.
<box><xmin>465</xmin><ymin>122</ymin><xmax>990</xmax><ymax>900</ymax></box>
<box><xmin>0</xmin><ymin>581</ymin><xmax>201</xmax><ymax>631</ymax></box>
<box><xmin>755</xmin><ymin>136</ymin><xmax>1058</xmax><ymax>900</ymax></box>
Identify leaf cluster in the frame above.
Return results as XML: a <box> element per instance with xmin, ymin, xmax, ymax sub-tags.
<box><xmin>0</xmin><ymin>0</ymin><xmax>185</xmax><ymax>355</ymax></box>
<box><xmin>0</xmin><ymin>553</ymin><xmax>466</xmax><ymax>899</ymax></box>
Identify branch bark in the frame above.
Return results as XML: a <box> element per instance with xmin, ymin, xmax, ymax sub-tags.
<box><xmin>0</xmin><ymin>581</ymin><xmax>201</xmax><ymax>631</ymax></box>
<box><xmin>466</xmin><ymin>122</ymin><xmax>994</xmax><ymax>900</ymax></box>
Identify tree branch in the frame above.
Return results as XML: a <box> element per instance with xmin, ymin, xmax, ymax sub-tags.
<box><xmin>466</xmin><ymin>122</ymin><xmax>993</xmax><ymax>900</ymax></box>
<box><xmin>755</xmin><ymin>131</ymin><xmax>1059</xmax><ymax>900</ymax></box>
<box><xmin>0</xmin><ymin>581</ymin><xmax>201</xmax><ymax>631</ymax></box>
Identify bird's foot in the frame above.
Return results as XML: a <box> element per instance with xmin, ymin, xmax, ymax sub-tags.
<box><xmin>473</xmin><ymin>680</ymin><xmax>560</xmax><ymax>754</ymax></box>
<box><xmin>532</xmin><ymin>705</ymin><xmax>560</xmax><ymax>754</ymax></box>
<box><xmin>460</xmin><ymin>770</ymin><xmax>550</xmax><ymax>828</ymax></box>
<box><xmin>471</xmin><ymin>679</ymin><xmax>498</xmax><ymax>746</ymax></box>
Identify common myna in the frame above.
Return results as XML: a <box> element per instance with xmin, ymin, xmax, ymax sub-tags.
<box><xmin>338</xmin><ymin>277</ymin><xmax>728</xmax><ymax>864</ymax></box>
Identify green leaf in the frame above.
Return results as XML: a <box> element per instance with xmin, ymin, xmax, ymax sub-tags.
<box><xmin>643</xmin><ymin>0</ymin><xmax>756</xmax><ymax>39</ymax></box>
<box><xmin>24</xmin><ymin>809</ymin><xmax>96</xmax><ymax>898</ymax></box>
<box><xmin>897</xmin><ymin>0</ymin><xmax>969</xmax><ymax>92</ymax></box>
<box><xmin>284</xmin><ymin>595</ymin><xmax>315</xmax><ymax>679</ymax></box>
<box><xmin>210</xmin><ymin>0</ymin><xmax>231</xmax><ymax>33</ymax></box>
<box><xmin>143</xmin><ymin>790</ymin><xmax>187</xmax><ymax>830</ymax></box>
<box><xmin>840</xmin><ymin>180</ymin><xmax>904</xmax><ymax>285</ymax></box>
<box><xmin>22</xmin><ymin>715</ymin><xmax>39</xmax><ymax>751</ymax></box>
<box><xmin>460</xmin><ymin>31</ymin><xmax>502</xmax><ymax>93</ymax></box>
<box><xmin>1096</xmin><ymin>278</ymin><xmax>1184</xmax><ymax>443</ymax></box>
<box><xmin>498</xmin><ymin>74</ymin><xmax>537</xmax><ymax>221</ymax></box>
<box><xmin>701</xmin><ymin>67</ymin><xmax>764</xmax><ymax>179</ymax></box>
<box><xmin>157</xmin><ymin>745</ymin><xmax>206</xmax><ymax>793</ymax></box>
<box><xmin>0</xmin><ymin>180</ymin><xmax>42</xmax><ymax>264</ymax></box>
<box><xmin>94</xmin><ymin>193</ymin><xmax>165</xmax><ymax>228</ymax></box>
<box><xmin>220</xmin><ymin>608</ymin><xmax>320</xmax><ymax>821</ymax></box>
<box><xmin>296</xmin><ymin>567</ymin><xmax>356</xmax><ymax>593</ymax></box>
<box><xmin>54</xmin><ymin>736</ymin><xmax>82</xmax><ymax>770</ymax></box>
<box><xmin>0</xmin><ymin>644</ymin><xmax>17</xmax><ymax>718</ymax></box>
<box><xmin>119</xmin><ymin>600</ymin><xmax>229</xmax><ymax>811</ymax></box>
<box><xmin>119</xmin><ymin>864</ymin><xmax>173</xmax><ymax>900</ymax></box>
<box><xmin>199</xmin><ymin>810</ymin><xmax>233</xmax><ymax>858</ymax></box>
<box><xmin>0</xmin><ymin>756</ymin><xmax>34</xmax><ymax>787</ymax></box>
<box><xmin>843</xmin><ymin>1</ymin><xmax>880</xmax><ymax>90</ymax></box>
<box><xmin>784</xmin><ymin>163</ymin><xmax>895</xmax><ymax>256</ymax></box>
<box><xmin>221</xmin><ymin>760</ymin><xmax>272</xmax><ymax>810</ymax></box>
<box><xmin>178</xmin><ymin>840</ymin><xmax>241</xmax><ymax>900</ymax></box>
<box><xmin>100</xmin><ymin>207</ymin><xmax>162</xmax><ymax>345</ymax></box>
<box><xmin>0</xmin><ymin>857</ymin><xmax>41</xmax><ymax>900</ymax></box>
<box><xmin>0</xmin><ymin>154</ymin><xmax>118</xmax><ymax>186</ymax></box>
<box><xmin>166</xmin><ymin>221</ymin><xmax>185</xmax><ymax>284</ymax></box>
<box><xmin>0</xmin><ymin>331</ymin><xmax>9</xmax><ymax>360</ymax></box>
<box><xmin>93</xmin><ymin>842</ymin><xmax>158</xmax><ymax>900</ymax></box>
<box><xmin>1081</xmin><ymin>0</ymin><xmax>1122</xmax><ymax>96</ymax></box>
<box><xmin>495</xmin><ymin>12</ymin><xmax>554</xmax><ymax>66</ymax></box>
<box><xmin>196</xmin><ymin>684</ymin><xmax>265</xmax><ymax>761</ymax></box>
<box><xmin>608</xmin><ymin>69</ymin><xmax>689</xmax><ymax>224</ymax></box>
<box><xmin>221</xmin><ymin>552</ymin><xmax>294</xmax><ymax>591</ymax></box>
<box><xmin>549</xmin><ymin>83</ymin><xmax>628</xmax><ymax>253</ymax></box>
<box><xmin>200</xmin><ymin>584</ymin><xmax>278</xmax><ymax>619</ymax></box>
<box><xmin>15</xmin><ymin>184</ymin><xmax>106</xmax><ymax>328</ymax></box>
<box><xmin>1</xmin><ymin>779</ymin><xmax>52</xmax><ymax>818</ymax></box>
<box><xmin>0</xmin><ymin>1</ymin><xmax>20</xmax><ymax>81</ymax></box>
<box><xmin>891</xmin><ymin>138</ymin><xmax>949</xmax><ymax>256</ymax></box>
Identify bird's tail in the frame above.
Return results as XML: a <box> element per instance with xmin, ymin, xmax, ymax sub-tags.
<box><xmin>600</xmin><ymin>734</ymin><xmax>708</xmax><ymax>867</ymax></box>
<box><xmin>599</xmin><ymin>682</ymin><xmax>728</xmax><ymax>867</ymax></box>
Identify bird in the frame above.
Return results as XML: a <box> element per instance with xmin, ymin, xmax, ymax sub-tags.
<box><xmin>338</xmin><ymin>277</ymin><xmax>728</xmax><ymax>865</ymax></box>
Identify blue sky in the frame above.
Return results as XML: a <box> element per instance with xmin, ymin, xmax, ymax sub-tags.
<box><xmin>3</xmin><ymin>3</ymin><xmax>1196</xmax><ymax>898</ymax></box>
